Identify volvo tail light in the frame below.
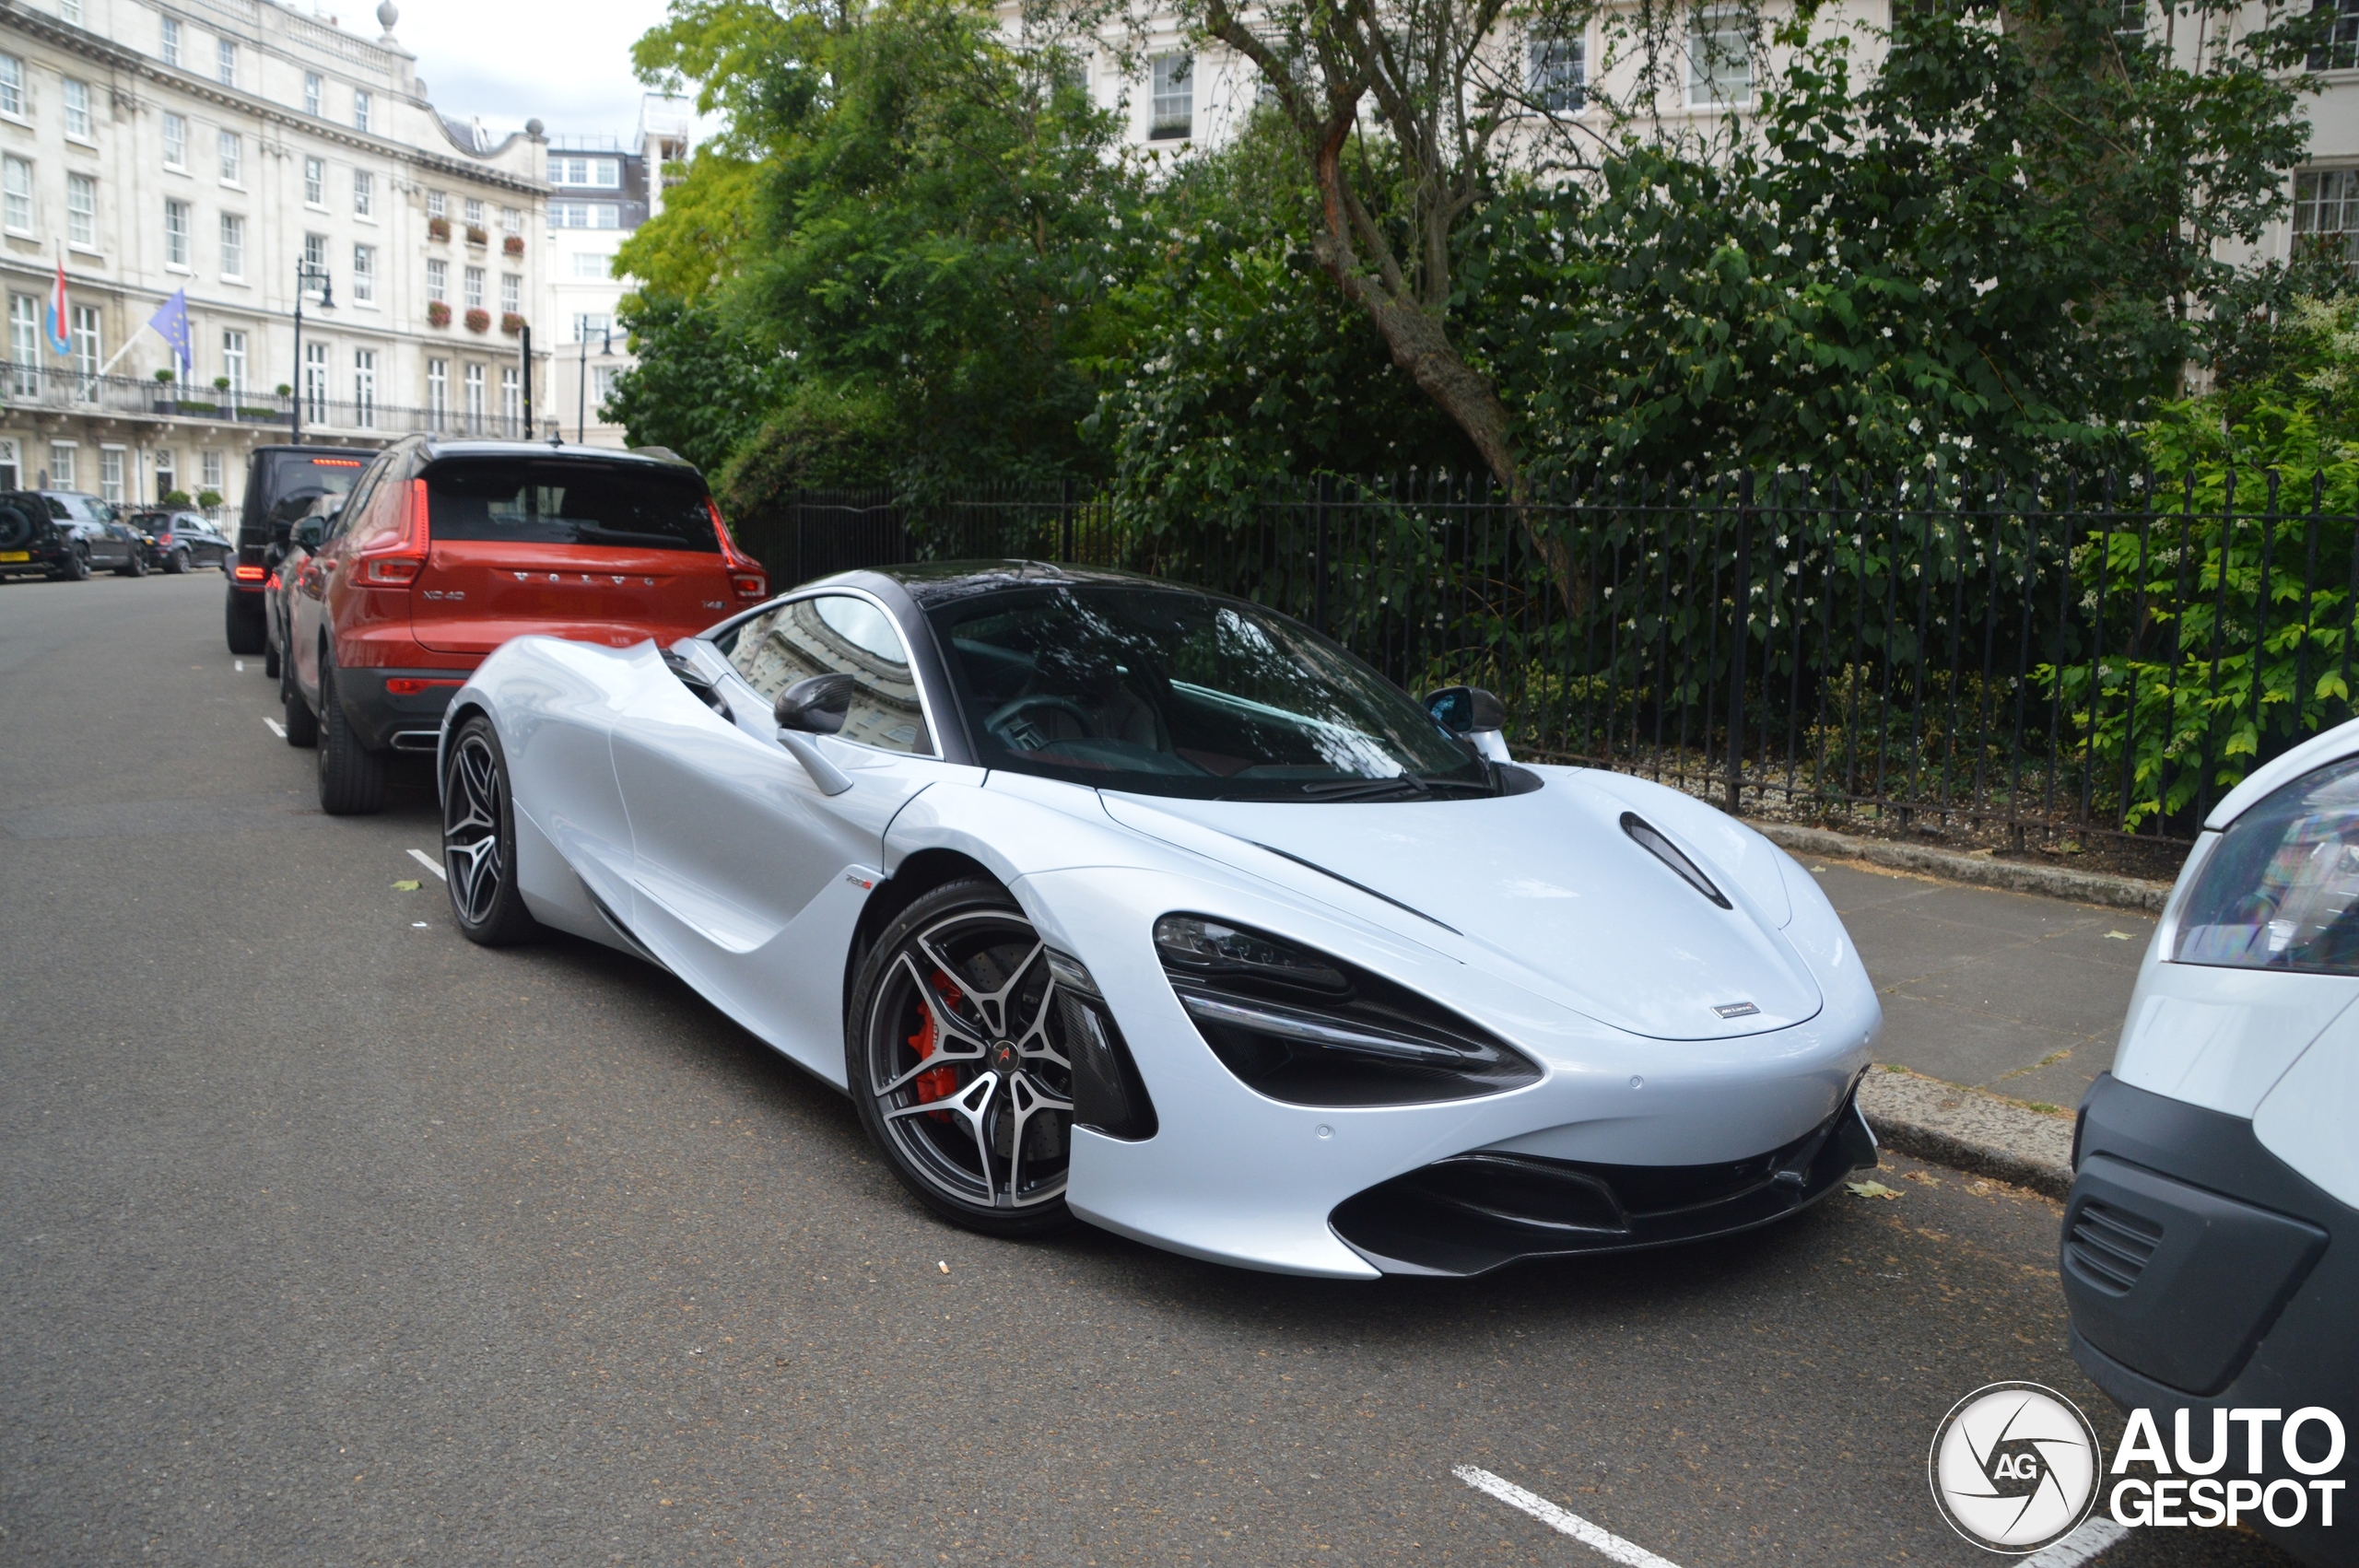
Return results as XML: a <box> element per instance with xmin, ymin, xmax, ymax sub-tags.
<box><xmin>357</xmin><ymin>478</ymin><xmax>431</xmax><ymax>586</ymax></box>
<box><xmin>709</xmin><ymin>499</ymin><xmax>768</xmax><ymax>601</ymax></box>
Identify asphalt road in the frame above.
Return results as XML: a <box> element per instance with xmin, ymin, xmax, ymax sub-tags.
<box><xmin>0</xmin><ymin>573</ymin><xmax>2298</xmax><ymax>1568</ymax></box>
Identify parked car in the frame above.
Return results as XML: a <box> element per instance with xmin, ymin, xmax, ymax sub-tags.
<box><xmin>282</xmin><ymin>437</ymin><xmax>769</xmax><ymax>813</ymax></box>
<box><xmin>0</xmin><ymin>490</ymin><xmax>146</xmax><ymax>579</ymax></box>
<box><xmin>265</xmin><ymin>494</ymin><xmax>339</xmax><ymax>703</ymax></box>
<box><xmin>130</xmin><ymin>508</ymin><xmax>235</xmax><ymax>575</ymax></box>
<box><xmin>434</xmin><ymin>564</ymin><xmax>1883</xmax><ymax>1270</ymax></box>
<box><xmin>2062</xmin><ymin>718</ymin><xmax>2359</xmax><ymax>1568</ymax></box>
<box><xmin>225</xmin><ymin>444</ymin><xmax>373</xmax><ymax>653</ymax></box>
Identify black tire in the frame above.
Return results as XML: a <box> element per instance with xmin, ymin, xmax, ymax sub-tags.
<box><xmin>165</xmin><ymin>548</ymin><xmax>189</xmax><ymax>575</ymax></box>
<box><xmin>225</xmin><ymin>590</ymin><xmax>264</xmax><ymax>653</ymax></box>
<box><xmin>263</xmin><ymin>638</ymin><xmax>280</xmax><ymax>679</ymax></box>
<box><xmin>118</xmin><ymin>548</ymin><xmax>148</xmax><ymax>579</ymax></box>
<box><xmin>60</xmin><ymin>547</ymin><xmax>89</xmax><ymax>582</ymax></box>
<box><xmin>281</xmin><ymin>654</ymin><xmax>318</xmax><ymax>748</ymax></box>
<box><xmin>441</xmin><ymin>716</ymin><xmax>539</xmax><ymax>946</ymax></box>
<box><xmin>846</xmin><ymin>878</ymin><xmax>1075</xmax><ymax>1238</ymax></box>
<box><xmin>314</xmin><ymin>661</ymin><xmax>384</xmax><ymax>814</ymax></box>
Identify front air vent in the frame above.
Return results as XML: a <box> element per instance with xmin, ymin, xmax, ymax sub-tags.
<box><xmin>2066</xmin><ymin>1199</ymin><xmax>2163</xmax><ymax>1294</ymax></box>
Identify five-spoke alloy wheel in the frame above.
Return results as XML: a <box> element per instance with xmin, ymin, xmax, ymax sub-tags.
<box><xmin>849</xmin><ymin>879</ymin><xmax>1075</xmax><ymax>1236</ymax></box>
<box><xmin>442</xmin><ymin>715</ymin><xmax>537</xmax><ymax>945</ymax></box>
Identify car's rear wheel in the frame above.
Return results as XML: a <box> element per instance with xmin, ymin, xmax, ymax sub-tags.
<box><xmin>166</xmin><ymin>548</ymin><xmax>189</xmax><ymax>575</ymax></box>
<box><xmin>847</xmin><ymin>879</ymin><xmax>1075</xmax><ymax>1237</ymax></box>
<box><xmin>315</xmin><ymin>662</ymin><xmax>384</xmax><ymax>814</ymax></box>
<box><xmin>281</xmin><ymin>655</ymin><xmax>317</xmax><ymax>747</ymax></box>
<box><xmin>442</xmin><ymin>716</ymin><xmax>538</xmax><ymax>946</ymax></box>
<box><xmin>225</xmin><ymin>590</ymin><xmax>264</xmax><ymax>652</ymax></box>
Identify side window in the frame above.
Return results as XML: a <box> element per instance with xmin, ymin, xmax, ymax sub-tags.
<box><xmin>332</xmin><ymin>458</ymin><xmax>397</xmax><ymax>545</ymax></box>
<box><xmin>725</xmin><ymin>593</ymin><xmax>932</xmax><ymax>755</ymax></box>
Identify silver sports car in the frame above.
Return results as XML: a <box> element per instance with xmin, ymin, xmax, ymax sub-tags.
<box><xmin>436</xmin><ymin>563</ymin><xmax>1883</xmax><ymax>1278</ymax></box>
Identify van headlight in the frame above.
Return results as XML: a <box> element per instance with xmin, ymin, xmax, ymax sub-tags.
<box><xmin>2174</xmin><ymin>756</ymin><xmax>2359</xmax><ymax>973</ymax></box>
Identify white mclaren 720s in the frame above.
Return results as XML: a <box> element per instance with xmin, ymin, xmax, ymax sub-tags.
<box><xmin>434</xmin><ymin>562</ymin><xmax>1884</xmax><ymax>1278</ymax></box>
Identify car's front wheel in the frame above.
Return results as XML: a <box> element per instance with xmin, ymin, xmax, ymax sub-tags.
<box><xmin>315</xmin><ymin>662</ymin><xmax>384</xmax><ymax>814</ymax></box>
<box><xmin>118</xmin><ymin>548</ymin><xmax>148</xmax><ymax>578</ymax></box>
<box><xmin>442</xmin><ymin>716</ymin><xmax>538</xmax><ymax>946</ymax></box>
<box><xmin>58</xmin><ymin>547</ymin><xmax>88</xmax><ymax>582</ymax></box>
<box><xmin>847</xmin><ymin>878</ymin><xmax>1075</xmax><ymax>1237</ymax></box>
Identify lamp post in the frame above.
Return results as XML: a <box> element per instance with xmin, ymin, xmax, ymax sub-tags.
<box><xmin>290</xmin><ymin>256</ymin><xmax>334</xmax><ymax>446</ymax></box>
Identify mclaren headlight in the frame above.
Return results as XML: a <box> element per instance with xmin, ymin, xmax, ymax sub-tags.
<box><xmin>1153</xmin><ymin>914</ymin><xmax>1541</xmax><ymax>1106</ymax></box>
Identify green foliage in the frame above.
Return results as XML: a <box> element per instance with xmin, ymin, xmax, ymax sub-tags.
<box><xmin>161</xmin><ymin>488</ymin><xmax>192</xmax><ymax>506</ymax></box>
<box><xmin>1465</xmin><ymin>5</ymin><xmax>2316</xmax><ymax>481</ymax></box>
<box><xmin>2046</xmin><ymin>404</ymin><xmax>2359</xmax><ymax>829</ymax></box>
<box><xmin>619</xmin><ymin>0</ymin><xmax>1140</xmax><ymax>496</ymax></box>
<box><xmin>1089</xmin><ymin>117</ymin><xmax>1480</xmax><ymax>533</ymax></box>
<box><xmin>195</xmin><ymin>489</ymin><xmax>223</xmax><ymax>509</ymax></box>
<box><xmin>604</xmin><ymin>290</ymin><xmax>790</xmax><ymax>479</ymax></box>
<box><xmin>714</xmin><ymin>382</ymin><xmax>902</xmax><ymax>512</ymax></box>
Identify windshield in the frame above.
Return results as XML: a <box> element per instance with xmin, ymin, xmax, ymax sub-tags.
<box><xmin>259</xmin><ymin>453</ymin><xmax>365</xmax><ymax>516</ymax></box>
<box><xmin>926</xmin><ymin>581</ymin><xmax>1492</xmax><ymax>801</ymax></box>
<box><xmin>423</xmin><ymin>458</ymin><xmax>719</xmax><ymax>552</ymax></box>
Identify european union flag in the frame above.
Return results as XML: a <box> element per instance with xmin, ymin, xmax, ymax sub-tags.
<box><xmin>147</xmin><ymin>287</ymin><xmax>192</xmax><ymax>375</ymax></box>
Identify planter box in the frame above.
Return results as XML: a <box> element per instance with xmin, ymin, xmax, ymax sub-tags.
<box><xmin>464</xmin><ymin>309</ymin><xmax>491</xmax><ymax>333</ymax></box>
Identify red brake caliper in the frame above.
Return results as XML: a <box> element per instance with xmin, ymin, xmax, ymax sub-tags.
<box><xmin>909</xmin><ymin>972</ymin><xmax>965</xmax><ymax>1117</ymax></box>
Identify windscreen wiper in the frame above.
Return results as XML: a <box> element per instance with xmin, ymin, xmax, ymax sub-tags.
<box><xmin>1296</xmin><ymin>777</ymin><xmax>1432</xmax><ymax>802</ymax></box>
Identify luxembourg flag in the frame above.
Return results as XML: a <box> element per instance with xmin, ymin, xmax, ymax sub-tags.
<box><xmin>43</xmin><ymin>253</ymin><xmax>70</xmax><ymax>356</ymax></box>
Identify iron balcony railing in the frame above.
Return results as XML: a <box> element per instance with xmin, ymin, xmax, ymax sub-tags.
<box><xmin>0</xmin><ymin>361</ymin><xmax>534</xmax><ymax>439</ymax></box>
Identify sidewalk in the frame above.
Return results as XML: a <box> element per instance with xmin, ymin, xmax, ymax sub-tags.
<box><xmin>1790</xmin><ymin>852</ymin><xmax>2162</xmax><ymax>1195</ymax></box>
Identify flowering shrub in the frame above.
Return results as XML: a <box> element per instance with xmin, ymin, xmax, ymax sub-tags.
<box><xmin>502</xmin><ymin>234</ymin><xmax>524</xmax><ymax>257</ymax></box>
<box><xmin>464</xmin><ymin>308</ymin><xmax>491</xmax><ymax>333</ymax></box>
<box><xmin>427</xmin><ymin>216</ymin><xmax>451</xmax><ymax>241</ymax></box>
<box><xmin>499</xmin><ymin>311</ymin><xmax>526</xmax><ymax>335</ymax></box>
<box><xmin>464</xmin><ymin>223</ymin><xmax>487</xmax><ymax>247</ymax></box>
<box><xmin>426</xmin><ymin>300</ymin><xmax>452</xmax><ymax>328</ymax></box>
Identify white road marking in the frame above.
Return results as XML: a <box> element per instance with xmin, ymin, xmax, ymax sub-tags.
<box><xmin>263</xmin><ymin>716</ymin><xmax>286</xmax><ymax>738</ymax></box>
<box><xmin>234</xmin><ymin>660</ymin><xmax>244</xmax><ymax>673</ymax></box>
<box><xmin>411</xmin><ymin>921</ymin><xmax>428</xmax><ymax>929</ymax></box>
<box><xmin>408</xmin><ymin>848</ymin><xmax>447</xmax><ymax>881</ymax></box>
<box><xmin>1454</xmin><ymin>1467</ymin><xmax>1684</xmax><ymax>1568</ymax></box>
<box><xmin>2024</xmin><ymin>1519</ymin><xmax>2130</xmax><ymax>1567</ymax></box>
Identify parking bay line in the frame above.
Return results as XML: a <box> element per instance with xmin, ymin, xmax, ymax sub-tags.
<box><xmin>1455</xmin><ymin>1465</ymin><xmax>2128</xmax><ymax>1568</ymax></box>
<box><xmin>263</xmin><ymin>716</ymin><xmax>286</xmax><ymax>738</ymax></box>
<box><xmin>1454</xmin><ymin>1467</ymin><xmax>1683</xmax><ymax>1568</ymax></box>
<box><xmin>408</xmin><ymin>848</ymin><xmax>447</xmax><ymax>882</ymax></box>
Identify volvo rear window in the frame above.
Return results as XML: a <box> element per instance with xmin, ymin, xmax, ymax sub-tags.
<box><xmin>422</xmin><ymin>458</ymin><xmax>718</xmax><ymax>552</ymax></box>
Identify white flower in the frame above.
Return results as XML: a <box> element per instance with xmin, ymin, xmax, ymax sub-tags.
<box><xmin>1882</xmin><ymin>326</ymin><xmax>1894</xmax><ymax>338</ymax></box>
<box><xmin>1972</xmin><ymin>276</ymin><xmax>1998</xmax><ymax>296</ymax></box>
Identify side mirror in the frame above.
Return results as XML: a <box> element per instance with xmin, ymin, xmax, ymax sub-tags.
<box><xmin>774</xmin><ymin>672</ymin><xmax>854</xmax><ymax>735</ymax></box>
<box><xmin>1425</xmin><ymin>685</ymin><xmax>1506</xmax><ymax>736</ymax></box>
<box><xmin>293</xmin><ymin>518</ymin><xmax>324</xmax><ymax>550</ymax></box>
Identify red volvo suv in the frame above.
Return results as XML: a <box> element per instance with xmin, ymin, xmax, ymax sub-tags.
<box><xmin>282</xmin><ymin>437</ymin><xmax>768</xmax><ymax>813</ymax></box>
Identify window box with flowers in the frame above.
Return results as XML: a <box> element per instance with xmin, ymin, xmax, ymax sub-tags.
<box><xmin>464</xmin><ymin>223</ymin><xmax>487</xmax><ymax>247</ymax></box>
<box><xmin>499</xmin><ymin>311</ymin><xmax>526</xmax><ymax>336</ymax></box>
<box><xmin>426</xmin><ymin>300</ymin><xmax>451</xmax><ymax>328</ymax></box>
<box><xmin>427</xmin><ymin>215</ymin><xmax>451</xmax><ymax>241</ymax></box>
<box><xmin>502</xmin><ymin>233</ymin><xmax>524</xmax><ymax>257</ymax></box>
<box><xmin>464</xmin><ymin>307</ymin><xmax>490</xmax><ymax>333</ymax></box>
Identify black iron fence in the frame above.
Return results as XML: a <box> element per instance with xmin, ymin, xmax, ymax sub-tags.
<box><xmin>729</xmin><ymin>469</ymin><xmax>2359</xmax><ymax>848</ymax></box>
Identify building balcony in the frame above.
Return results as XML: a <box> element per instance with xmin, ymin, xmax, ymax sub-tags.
<box><xmin>1</xmin><ymin>364</ymin><xmax>537</xmax><ymax>441</ymax></box>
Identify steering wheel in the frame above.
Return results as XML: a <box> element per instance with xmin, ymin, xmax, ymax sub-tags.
<box><xmin>987</xmin><ymin>694</ymin><xmax>1100</xmax><ymax>750</ymax></box>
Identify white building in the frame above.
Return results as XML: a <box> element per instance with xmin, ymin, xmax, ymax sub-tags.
<box><xmin>0</xmin><ymin>0</ymin><xmax>549</xmax><ymax>510</ymax></box>
<box><xmin>539</xmin><ymin>92</ymin><xmax>691</xmax><ymax>449</ymax></box>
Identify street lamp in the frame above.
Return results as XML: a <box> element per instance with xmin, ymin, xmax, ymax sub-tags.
<box><xmin>290</xmin><ymin>257</ymin><xmax>334</xmax><ymax>446</ymax></box>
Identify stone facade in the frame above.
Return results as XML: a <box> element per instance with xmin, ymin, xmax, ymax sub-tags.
<box><xmin>0</xmin><ymin>0</ymin><xmax>547</xmax><ymax>509</ymax></box>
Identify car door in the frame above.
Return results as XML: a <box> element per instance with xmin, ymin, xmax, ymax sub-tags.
<box><xmin>608</xmin><ymin>591</ymin><xmax>982</xmax><ymax>1083</ymax></box>
<box><xmin>291</xmin><ymin>457</ymin><xmax>391</xmax><ymax>701</ymax></box>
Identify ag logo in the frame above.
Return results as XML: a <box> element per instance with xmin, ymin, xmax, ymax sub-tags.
<box><xmin>1929</xmin><ymin>1382</ymin><xmax>2103</xmax><ymax>1553</ymax></box>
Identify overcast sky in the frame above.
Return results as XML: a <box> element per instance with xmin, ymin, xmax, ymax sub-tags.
<box><xmin>375</xmin><ymin>0</ymin><xmax>693</xmax><ymax>145</ymax></box>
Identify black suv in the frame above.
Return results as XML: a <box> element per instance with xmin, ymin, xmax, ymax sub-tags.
<box><xmin>225</xmin><ymin>444</ymin><xmax>374</xmax><ymax>652</ymax></box>
<box><xmin>0</xmin><ymin>491</ymin><xmax>147</xmax><ymax>580</ymax></box>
